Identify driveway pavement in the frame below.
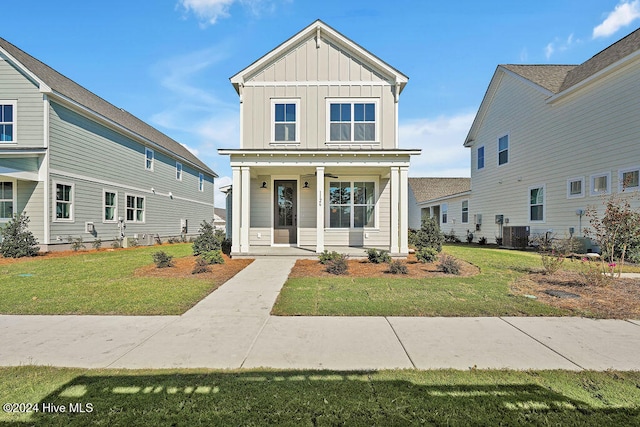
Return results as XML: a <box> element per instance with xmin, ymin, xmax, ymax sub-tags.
<box><xmin>1</xmin><ymin>257</ymin><xmax>639</xmax><ymax>371</ymax></box>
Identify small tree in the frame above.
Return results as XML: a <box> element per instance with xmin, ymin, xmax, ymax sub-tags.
<box><xmin>192</xmin><ymin>220</ymin><xmax>223</xmax><ymax>256</ymax></box>
<box><xmin>414</xmin><ymin>216</ymin><xmax>444</xmax><ymax>253</ymax></box>
<box><xmin>0</xmin><ymin>213</ymin><xmax>40</xmax><ymax>258</ymax></box>
<box><xmin>584</xmin><ymin>192</ymin><xmax>640</xmax><ymax>278</ymax></box>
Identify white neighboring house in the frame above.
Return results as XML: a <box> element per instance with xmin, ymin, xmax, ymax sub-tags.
<box><xmin>213</xmin><ymin>208</ymin><xmax>226</xmax><ymax>232</ymax></box>
<box><xmin>219</xmin><ymin>20</ymin><xmax>420</xmax><ymax>256</ymax></box>
<box><xmin>408</xmin><ymin>178</ymin><xmax>471</xmax><ymax>237</ymax></box>
<box><xmin>464</xmin><ymin>27</ymin><xmax>640</xmax><ymax>246</ymax></box>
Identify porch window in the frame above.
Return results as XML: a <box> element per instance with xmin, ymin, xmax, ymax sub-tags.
<box><xmin>328</xmin><ymin>101</ymin><xmax>377</xmax><ymax>142</ymax></box>
<box><xmin>126</xmin><ymin>195</ymin><xmax>145</xmax><ymax>223</ymax></box>
<box><xmin>272</xmin><ymin>99</ymin><xmax>299</xmax><ymax>142</ymax></box>
<box><xmin>329</xmin><ymin>181</ymin><xmax>375</xmax><ymax>228</ymax></box>
<box><xmin>55</xmin><ymin>183</ymin><xmax>73</xmax><ymax>221</ymax></box>
<box><xmin>104</xmin><ymin>191</ymin><xmax>117</xmax><ymax>222</ymax></box>
<box><xmin>0</xmin><ymin>182</ymin><xmax>13</xmax><ymax>219</ymax></box>
<box><xmin>0</xmin><ymin>102</ymin><xmax>15</xmax><ymax>142</ymax></box>
<box><xmin>441</xmin><ymin>203</ymin><xmax>448</xmax><ymax>224</ymax></box>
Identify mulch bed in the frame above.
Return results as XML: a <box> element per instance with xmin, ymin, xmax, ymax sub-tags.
<box><xmin>512</xmin><ymin>270</ymin><xmax>640</xmax><ymax>319</ymax></box>
<box><xmin>135</xmin><ymin>255</ymin><xmax>253</xmax><ymax>281</ymax></box>
<box><xmin>288</xmin><ymin>254</ymin><xmax>479</xmax><ymax>279</ymax></box>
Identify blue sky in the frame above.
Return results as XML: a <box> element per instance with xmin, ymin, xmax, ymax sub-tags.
<box><xmin>3</xmin><ymin>0</ymin><xmax>640</xmax><ymax>207</ymax></box>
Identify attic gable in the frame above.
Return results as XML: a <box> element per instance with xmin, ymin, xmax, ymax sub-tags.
<box><xmin>230</xmin><ymin>20</ymin><xmax>408</xmax><ymax>94</ymax></box>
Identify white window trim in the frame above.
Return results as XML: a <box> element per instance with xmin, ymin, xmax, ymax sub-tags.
<box><xmin>325</xmin><ymin>176</ymin><xmax>379</xmax><ymax>229</ymax></box>
<box><xmin>125</xmin><ymin>193</ymin><xmax>145</xmax><ymax>224</ymax></box>
<box><xmin>529</xmin><ymin>184</ymin><xmax>546</xmax><ymax>223</ymax></box>
<box><xmin>271</xmin><ymin>98</ymin><xmax>300</xmax><ymax>144</ymax></box>
<box><xmin>477</xmin><ymin>145</ymin><xmax>485</xmax><ymax>170</ymax></box>
<box><xmin>0</xmin><ymin>100</ymin><xmax>17</xmax><ymax>144</ymax></box>
<box><xmin>145</xmin><ymin>148</ymin><xmax>154</xmax><ymax>171</ymax></box>
<box><xmin>567</xmin><ymin>176</ymin><xmax>585</xmax><ymax>199</ymax></box>
<box><xmin>461</xmin><ymin>200</ymin><xmax>469</xmax><ymax>223</ymax></box>
<box><xmin>176</xmin><ymin>162</ymin><xmax>183</xmax><ymax>181</ymax></box>
<box><xmin>325</xmin><ymin>98</ymin><xmax>380</xmax><ymax>144</ymax></box>
<box><xmin>590</xmin><ymin>172</ymin><xmax>611</xmax><ymax>196</ymax></box>
<box><xmin>618</xmin><ymin>166</ymin><xmax>640</xmax><ymax>192</ymax></box>
<box><xmin>53</xmin><ymin>181</ymin><xmax>74</xmax><ymax>223</ymax></box>
<box><xmin>198</xmin><ymin>173</ymin><xmax>204</xmax><ymax>192</ymax></box>
<box><xmin>441</xmin><ymin>203</ymin><xmax>448</xmax><ymax>224</ymax></box>
<box><xmin>0</xmin><ymin>179</ymin><xmax>16</xmax><ymax>223</ymax></box>
<box><xmin>102</xmin><ymin>189</ymin><xmax>118</xmax><ymax>224</ymax></box>
<box><xmin>497</xmin><ymin>134</ymin><xmax>509</xmax><ymax>167</ymax></box>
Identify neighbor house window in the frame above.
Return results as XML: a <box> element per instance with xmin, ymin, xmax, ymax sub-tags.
<box><xmin>0</xmin><ymin>182</ymin><xmax>13</xmax><ymax>219</ymax></box>
<box><xmin>477</xmin><ymin>146</ymin><xmax>485</xmax><ymax>170</ymax></box>
<box><xmin>199</xmin><ymin>173</ymin><xmax>204</xmax><ymax>192</ymax></box>
<box><xmin>619</xmin><ymin>167</ymin><xmax>640</xmax><ymax>191</ymax></box>
<box><xmin>55</xmin><ymin>183</ymin><xmax>73</xmax><ymax>221</ymax></box>
<box><xmin>0</xmin><ymin>102</ymin><xmax>16</xmax><ymax>142</ymax></box>
<box><xmin>272</xmin><ymin>100</ymin><xmax>299</xmax><ymax>142</ymax></box>
<box><xmin>145</xmin><ymin>148</ymin><xmax>154</xmax><ymax>171</ymax></box>
<box><xmin>567</xmin><ymin>177</ymin><xmax>584</xmax><ymax>199</ymax></box>
<box><xmin>461</xmin><ymin>200</ymin><xmax>469</xmax><ymax>223</ymax></box>
<box><xmin>590</xmin><ymin>172</ymin><xmax>610</xmax><ymax>196</ymax></box>
<box><xmin>176</xmin><ymin>162</ymin><xmax>183</xmax><ymax>181</ymax></box>
<box><xmin>498</xmin><ymin>135</ymin><xmax>509</xmax><ymax>165</ymax></box>
<box><xmin>329</xmin><ymin>181</ymin><xmax>375</xmax><ymax>228</ymax></box>
<box><xmin>530</xmin><ymin>186</ymin><xmax>544</xmax><ymax>222</ymax></box>
<box><xmin>104</xmin><ymin>191</ymin><xmax>117</xmax><ymax>222</ymax></box>
<box><xmin>441</xmin><ymin>203</ymin><xmax>448</xmax><ymax>224</ymax></box>
<box><xmin>328</xmin><ymin>100</ymin><xmax>377</xmax><ymax>142</ymax></box>
<box><xmin>126</xmin><ymin>195</ymin><xmax>144</xmax><ymax>222</ymax></box>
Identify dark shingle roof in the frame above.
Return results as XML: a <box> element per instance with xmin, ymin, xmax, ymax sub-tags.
<box><xmin>0</xmin><ymin>37</ymin><xmax>216</xmax><ymax>176</ymax></box>
<box><xmin>501</xmin><ymin>64</ymin><xmax>576</xmax><ymax>93</ymax></box>
<box><xmin>214</xmin><ymin>208</ymin><xmax>226</xmax><ymax>221</ymax></box>
<box><xmin>408</xmin><ymin>178</ymin><xmax>471</xmax><ymax>204</ymax></box>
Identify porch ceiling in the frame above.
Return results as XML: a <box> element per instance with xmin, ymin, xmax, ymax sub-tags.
<box><xmin>248</xmin><ymin>165</ymin><xmax>393</xmax><ymax>178</ymax></box>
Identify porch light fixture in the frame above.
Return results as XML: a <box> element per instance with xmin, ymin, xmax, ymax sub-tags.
<box><xmin>260</xmin><ymin>181</ymin><xmax>267</xmax><ymax>189</ymax></box>
<box><xmin>303</xmin><ymin>181</ymin><xmax>310</xmax><ymax>189</ymax></box>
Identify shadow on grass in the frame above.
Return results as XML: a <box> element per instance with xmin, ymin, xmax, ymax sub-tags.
<box><xmin>2</xmin><ymin>371</ymin><xmax>638</xmax><ymax>426</ymax></box>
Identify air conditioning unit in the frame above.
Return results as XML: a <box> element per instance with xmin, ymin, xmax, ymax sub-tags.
<box><xmin>502</xmin><ymin>226</ymin><xmax>530</xmax><ymax>248</ymax></box>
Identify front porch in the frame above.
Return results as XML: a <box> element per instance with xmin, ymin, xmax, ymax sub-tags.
<box><xmin>230</xmin><ymin>245</ymin><xmax>394</xmax><ymax>259</ymax></box>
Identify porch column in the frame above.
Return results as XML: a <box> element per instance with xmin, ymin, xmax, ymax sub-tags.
<box><xmin>399</xmin><ymin>166</ymin><xmax>409</xmax><ymax>254</ymax></box>
<box><xmin>316</xmin><ymin>166</ymin><xmax>325</xmax><ymax>253</ymax></box>
<box><xmin>240</xmin><ymin>166</ymin><xmax>250</xmax><ymax>253</ymax></box>
<box><xmin>390</xmin><ymin>166</ymin><xmax>400</xmax><ymax>254</ymax></box>
<box><xmin>231</xmin><ymin>167</ymin><xmax>241</xmax><ymax>254</ymax></box>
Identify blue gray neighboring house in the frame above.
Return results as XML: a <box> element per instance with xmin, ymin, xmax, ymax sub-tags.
<box><xmin>0</xmin><ymin>37</ymin><xmax>217</xmax><ymax>250</ymax></box>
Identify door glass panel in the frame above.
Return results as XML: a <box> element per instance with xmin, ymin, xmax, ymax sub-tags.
<box><xmin>277</xmin><ymin>183</ymin><xmax>294</xmax><ymax>227</ymax></box>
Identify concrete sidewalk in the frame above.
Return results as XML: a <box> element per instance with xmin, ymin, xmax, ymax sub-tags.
<box><xmin>1</xmin><ymin>257</ymin><xmax>639</xmax><ymax>371</ymax></box>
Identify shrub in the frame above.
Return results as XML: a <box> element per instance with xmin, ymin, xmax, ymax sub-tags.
<box><xmin>221</xmin><ymin>238</ymin><xmax>232</xmax><ymax>255</ymax></box>
<box><xmin>111</xmin><ymin>237</ymin><xmax>122</xmax><ymax>249</ymax></box>
<box><xmin>466</xmin><ymin>231</ymin><xmax>474</xmax><ymax>244</ymax></box>
<box><xmin>531</xmin><ymin>234</ymin><xmax>580</xmax><ymax>275</ymax></box>
<box><xmin>192</xmin><ymin>257</ymin><xmax>211</xmax><ymax>274</ymax></box>
<box><xmin>69</xmin><ymin>237</ymin><xmax>86</xmax><ymax>252</ymax></box>
<box><xmin>444</xmin><ymin>230</ymin><xmax>461</xmax><ymax>243</ymax></box>
<box><xmin>366</xmin><ymin>248</ymin><xmax>391</xmax><ymax>264</ymax></box>
<box><xmin>128</xmin><ymin>238</ymin><xmax>139</xmax><ymax>248</ymax></box>
<box><xmin>192</xmin><ymin>221</ymin><xmax>223</xmax><ymax>256</ymax></box>
<box><xmin>495</xmin><ymin>237</ymin><xmax>503</xmax><ymax>246</ymax></box>
<box><xmin>154</xmin><ymin>235</ymin><xmax>162</xmax><ymax>245</ymax></box>
<box><xmin>167</xmin><ymin>236</ymin><xmax>181</xmax><ymax>244</ymax></box>
<box><xmin>414</xmin><ymin>216</ymin><xmax>444</xmax><ymax>252</ymax></box>
<box><xmin>325</xmin><ymin>254</ymin><xmax>348</xmax><ymax>275</ymax></box>
<box><xmin>0</xmin><ymin>213</ymin><xmax>40</xmax><ymax>258</ymax></box>
<box><xmin>478</xmin><ymin>236</ymin><xmax>488</xmax><ymax>246</ymax></box>
<box><xmin>319</xmin><ymin>250</ymin><xmax>342</xmax><ymax>265</ymax></box>
<box><xmin>408</xmin><ymin>228</ymin><xmax>418</xmax><ymax>248</ymax></box>
<box><xmin>416</xmin><ymin>247</ymin><xmax>439</xmax><ymax>263</ymax></box>
<box><xmin>92</xmin><ymin>239</ymin><xmax>102</xmax><ymax>250</ymax></box>
<box><xmin>578</xmin><ymin>257</ymin><xmax>611</xmax><ymax>287</ymax></box>
<box><xmin>202</xmin><ymin>249</ymin><xmax>225</xmax><ymax>265</ymax></box>
<box><xmin>439</xmin><ymin>254</ymin><xmax>461</xmax><ymax>275</ymax></box>
<box><xmin>152</xmin><ymin>251</ymin><xmax>174</xmax><ymax>268</ymax></box>
<box><xmin>388</xmin><ymin>260</ymin><xmax>408</xmax><ymax>275</ymax></box>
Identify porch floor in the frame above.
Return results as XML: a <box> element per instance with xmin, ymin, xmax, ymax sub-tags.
<box><xmin>231</xmin><ymin>245</ymin><xmax>393</xmax><ymax>259</ymax></box>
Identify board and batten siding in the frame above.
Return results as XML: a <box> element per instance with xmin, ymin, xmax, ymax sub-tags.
<box><xmin>47</xmin><ymin>101</ymin><xmax>214</xmax><ymax>242</ymax></box>
<box><xmin>0</xmin><ymin>57</ymin><xmax>44</xmax><ymax>148</ymax></box>
<box><xmin>242</xmin><ymin>36</ymin><xmax>397</xmax><ymax>150</ymax></box>
<box><xmin>469</xmin><ymin>62</ymin><xmax>640</xmax><ymax>241</ymax></box>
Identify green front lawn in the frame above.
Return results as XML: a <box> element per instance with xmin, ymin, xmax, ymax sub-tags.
<box><xmin>273</xmin><ymin>245</ymin><xmax>571</xmax><ymax>317</ymax></box>
<box><xmin>1</xmin><ymin>366</ymin><xmax>638</xmax><ymax>425</ymax></box>
<box><xmin>0</xmin><ymin>244</ymin><xmax>221</xmax><ymax>315</ymax></box>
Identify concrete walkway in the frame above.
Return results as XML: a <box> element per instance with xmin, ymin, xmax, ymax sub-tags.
<box><xmin>1</xmin><ymin>257</ymin><xmax>639</xmax><ymax>371</ymax></box>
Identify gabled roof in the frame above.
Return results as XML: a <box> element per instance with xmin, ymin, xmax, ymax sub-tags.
<box><xmin>408</xmin><ymin>178</ymin><xmax>471</xmax><ymax>204</ymax></box>
<box><xmin>0</xmin><ymin>37</ymin><xmax>216</xmax><ymax>177</ymax></box>
<box><xmin>214</xmin><ymin>208</ymin><xmax>226</xmax><ymax>221</ymax></box>
<box><xmin>229</xmin><ymin>19</ymin><xmax>409</xmax><ymax>94</ymax></box>
<box><xmin>501</xmin><ymin>65</ymin><xmax>576</xmax><ymax>94</ymax></box>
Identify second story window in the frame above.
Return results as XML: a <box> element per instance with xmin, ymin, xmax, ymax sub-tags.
<box><xmin>176</xmin><ymin>162</ymin><xmax>183</xmax><ymax>181</ymax></box>
<box><xmin>0</xmin><ymin>102</ymin><xmax>16</xmax><ymax>142</ymax></box>
<box><xmin>272</xmin><ymin>100</ymin><xmax>298</xmax><ymax>142</ymax></box>
<box><xmin>328</xmin><ymin>100</ymin><xmax>377</xmax><ymax>143</ymax></box>
<box><xmin>498</xmin><ymin>135</ymin><xmax>509</xmax><ymax>165</ymax></box>
<box><xmin>477</xmin><ymin>146</ymin><xmax>485</xmax><ymax>169</ymax></box>
<box><xmin>145</xmin><ymin>148</ymin><xmax>154</xmax><ymax>171</ymax></box>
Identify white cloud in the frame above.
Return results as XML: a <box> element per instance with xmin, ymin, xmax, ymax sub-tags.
<box><xmin>181</xmin><ymin>143</ymin><xmax>200</xmax><ymax>157</ymax></box>
<box><xmin>214</xmin><ymin>175</ymin><xmax>232</xmax><ymax>208</ymax></box>
<box><xmin>399</xmin><ymin>112</ymin><xmax>475</xmax><ymax>178</ymax></box>
<box><xmin>544</xmin><ymin>33</ymin><xmax>577</xmax><ymax>60</ymax></box>
<box><xmin>593</xmin><ymin>0</ymin><xmax>640</xmax><ymax>38</ymax></box>
<box><xmin>177</xmin><ymin>0</ymin><xmax>280</xmax><ymax>26</ymax></box>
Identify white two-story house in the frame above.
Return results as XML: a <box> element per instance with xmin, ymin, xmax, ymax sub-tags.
<box><xmin>219</xmin><ymin>20</ymin><xmax>420</xmax><ymax>256</ymax></box>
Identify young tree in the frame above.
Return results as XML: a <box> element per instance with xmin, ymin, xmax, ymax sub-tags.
<box><xmin>0</xmin><ymin>213</ymin><xmax>40</xmax><ymax>258</ymax></box>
